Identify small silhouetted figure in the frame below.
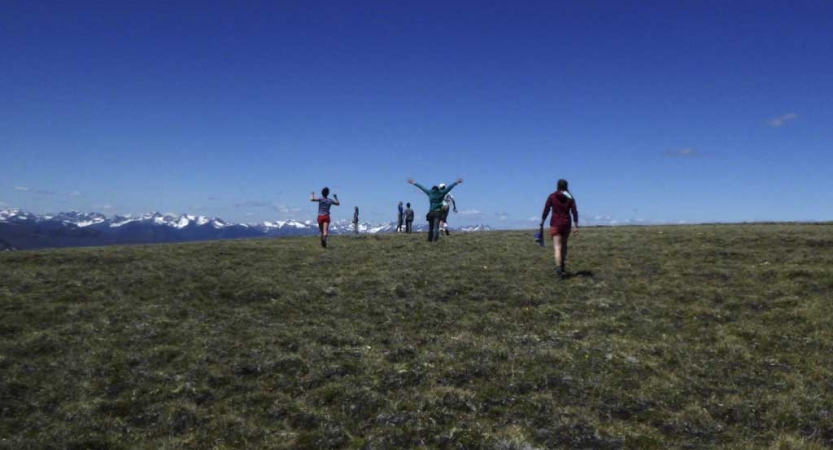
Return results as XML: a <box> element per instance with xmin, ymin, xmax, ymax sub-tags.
<box><xmin>310</xmin><ymin>187</ymin><xmax>340</xmax><ymax>248</ymax></box>
<box><xmin>541</xmin><ymin>179</ymin><xmax>579</xmax><ymax>278</ymax></box>
<box><xmin>408</xmin><ymin>178</ymin><xmax>462</xmax><ymax>242</ymax></box>
<box><xmin>353</xmin><ymin>206</ymin><xmax>359</xmax><ymax>234</ymax></box>
<box><xmin>404</xmin><ymin>203</ymin><xmax>414</xmax><ymax>233</ymax></box>
<box><xmin>396</xmin><ymin>201</ymin><xmax>404</xmax><ymax>232</ymax></box>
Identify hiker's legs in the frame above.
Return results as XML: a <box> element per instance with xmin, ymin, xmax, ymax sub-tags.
<box><xmin>406</xmin><ymin>220</ymin><xmax>412</xmax><ymax>233</ymax></box>
<box><xmin>317</xmin><ymin>219</ymin><xmax>326</xmax><ymax>247</ymax></box>
<box><xmin>553</xmin><ymin>235</ymin><xmax>563</xmax><ymax>268</ymax></box>
<box><xmin>320</xmin><ymin>219</ymin><xmax>331</xmax><ymax>247</ymax></box>
<box><xmin>427</xmin><ymin>212</ymin><xmax>441</xmax><ymax>242</ymax></box>
<box><xmin>552</xmin><ymin>230</ymin><xmax>570</xmax><ymax>271</ymax></box>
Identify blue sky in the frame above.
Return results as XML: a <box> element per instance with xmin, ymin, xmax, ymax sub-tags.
<box><xmin>2</xmin><ymin>1</ymin><xmax>831</xmax><ymax>227</ymax></box>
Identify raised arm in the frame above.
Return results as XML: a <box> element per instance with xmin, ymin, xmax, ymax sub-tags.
<box><xmin>441</xmin><ymin>179</ymin><xmax>461</xmax><ymax>195</ymax></box>
<box><xmin>408</xmin><ymin>179</ymin><xmax>430</xmax><ymax>195</ymax></box>
<box><xmin>310</xmin><ymin>191</ymin><xmax>318</xmax><ymax>202</ymax></box>
<box><xmin>450</xmin><ymin>195</ymin><xmax>457</xmax><ymax>212</ymax></box>
<box><xmin>332</xmin><ymin>194</ymin><xmax>340</xmax><ymax>206</ymax></box>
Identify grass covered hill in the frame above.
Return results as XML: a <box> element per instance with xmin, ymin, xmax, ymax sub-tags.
<box><xmin>2</xmin><ymin>224</ymin><xmax>832</xmax><ymax>449</ymax></box>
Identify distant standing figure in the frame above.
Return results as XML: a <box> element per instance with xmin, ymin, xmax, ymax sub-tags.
<box><xmin>396</xmin><ymin>201</ymin><xmax>404</xmax><ymax>232</ymax></box>
<box><xmin>353</xmin><ymin>206</ymin><xmax>359</xmax><ymax>234</ymax></box>
<box><xmin>408</xmin><ymin>178</ymin><xmax>462</xmax><ymax>242</ymax></box>
<box><xmin>541</xmin><ymin>179</ymin><xmax>579</xmax><ymax>278</ymax></box>
<box><xmin>310</xmin><ymin>187</ymin><xmax>340</xmax><ymax>248</ymax></box>
<box><xmin>404</xmin><ymin>202</ymin><xmax>414</xmax><ymax>234</ymax></box>
<box><xmin>438</xmin><ymin>184</ymin><xmax>457</xmax><ymax>236</ymax></box>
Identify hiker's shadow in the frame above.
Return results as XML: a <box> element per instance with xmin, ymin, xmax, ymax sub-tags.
<box><xmin>565</xmin><ymin>270</ymin><xmax>594</xmax><ymax>279</ymax></box>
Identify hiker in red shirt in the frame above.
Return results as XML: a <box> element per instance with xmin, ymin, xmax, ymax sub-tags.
<box><xmin>540</xmin><ymin>179</ymin><xmax>579</xmax><ymax>278</ymax></box>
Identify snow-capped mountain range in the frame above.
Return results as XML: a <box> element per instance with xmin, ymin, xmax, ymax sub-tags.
<box><xmin>0</xmin><ymin>209</ymin><xmax>491</xmax><ymax>250</ymax></box>
<box><xmin>2</xmin><ymin>210</ymin><xmax>243</xmax><ymax>230</ymax></box>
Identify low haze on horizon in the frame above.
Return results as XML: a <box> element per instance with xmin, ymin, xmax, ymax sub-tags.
<box><xmin>3</xmin><ymin>1</ymin><xmax>831</xmax><ymax>228</ymax></box>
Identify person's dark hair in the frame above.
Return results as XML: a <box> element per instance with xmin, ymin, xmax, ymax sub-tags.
<box><xmin>431</xmin><ymin>186</ymin><xmax>439</xmax><ymax>191</ymax></box>
<box><xmin>557</xmin><ymin>179</ymin><xmax>568</xmax><ymax>192</ymax></box>
<box><xmin>322</xmin><ymin>187</ymin><xmax>330</xmax><ymax>198</ymax></box>
<box><xmin>406</xmin><ymin>203</ymin><xmax>410</xmax><ymax>208</ymax></box>
<box><xmin>354</xmin><ymin>206</ymin><xmax>358</xmax><ymax>211</ymax></box>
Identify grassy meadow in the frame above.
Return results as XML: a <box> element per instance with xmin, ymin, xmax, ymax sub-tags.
<box><xmin>1</xmin><ymin>224</ymin><xmax>832</xmax><ymax>449</ymax></box>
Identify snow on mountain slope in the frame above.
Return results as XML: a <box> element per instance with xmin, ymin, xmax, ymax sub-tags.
<box><xmin>0</xmin><ymin>209</ymin><xmax>18</xmax><ymax>221</ymax></box>
<box><xmin>110</xmin><ymin>215</ymin><xmax>137</xmax><ymax>227</ymax></box>
<box><xmin>0</xmin><ymin>209</ymin><xmax>38</xmax><ymax>222</ymax></box>
<box><xmin>0</xmin><ymin>208</ymin><xmax>493</xmax><ymax>239</ymax></box>
<box><xmin>460</xmin><ymin>224</ymin><xmax>493</xmax><ymax>232</ymax></box>
<box><xmin>173</xmin><ymin>215</ymin><xmax>189</xmax><ymax>228</ymax></box>
<box><xmin>50</xmin><ymin>212</ymin><xmax>108</xmax><ymax>227</ymax></box>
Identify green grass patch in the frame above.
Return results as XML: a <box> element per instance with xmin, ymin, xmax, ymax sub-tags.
<box><xmin>2</xmin><ymin>225</ymin><xmax>832</xmax><ymax>449</ymax></box>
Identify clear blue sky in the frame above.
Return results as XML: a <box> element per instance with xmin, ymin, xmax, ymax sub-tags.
<box><xmin>2</xmin><ymin>1</ymin><xmax>831</xmax><ymax>227</ymax></box>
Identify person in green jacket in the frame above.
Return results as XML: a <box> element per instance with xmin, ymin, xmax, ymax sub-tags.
<box><xmin>408</xmin><ymin>177</ymin><xmax>463</xmax><ymax>242</ymax></box>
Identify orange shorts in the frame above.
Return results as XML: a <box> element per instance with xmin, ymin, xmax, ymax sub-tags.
<box><xmin>317</xmin><ymin>214</ymin><xmax>330</xmax><ymax>225</ymax></box>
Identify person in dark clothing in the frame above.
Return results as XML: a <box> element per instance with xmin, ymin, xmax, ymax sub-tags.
<box><xmin>396</xmin><ymin>201</ymin><xmax>404</xmax><ymax>232</ymax></box>
<box><xmin>408</xmin><ymin>178</ymin><xmax>462</xmax><ymax>242</ymax></box>
<box><xmin>353</xmin><ymin>206</ymin><xmax>359</xmax><ymax>234</ymax></box>
<box><xmin>310</xmin><ymin>187</ymin><xmax>340</xmax><ymax>248</ymax></box>
<box><xmin>540</xmin><ymin>179</ymin><xmax>579</xmax><ymax>278</ymax></box>
<box><xmin>404</xmin><ymin>203</ymin><xmax>414</xmax><ymax>233</ymax></box>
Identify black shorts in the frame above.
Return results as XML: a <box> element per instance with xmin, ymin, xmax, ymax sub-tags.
<box><xmin>426</xmin><ymin>210</ymin><xmax>442</xmax><ymax>222</ymax></box>
<box><xmin>441</xmin><ymin>208</ymin><xmax>450</xmax><ymax>221</ymax></box>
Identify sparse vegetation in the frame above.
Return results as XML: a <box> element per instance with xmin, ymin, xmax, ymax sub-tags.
<box><xmin>1</xmin><ymin>224</ymin><xmax>832</xmax><ymax>449</ymax></box>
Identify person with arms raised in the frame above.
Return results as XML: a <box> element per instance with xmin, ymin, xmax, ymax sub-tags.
<box><xmin>408</xmin><ymin>178</ymin><xmax>462</xmax><ymax>242</ymax></box>
<box><xmin>310</xmin><ymin>187</ymin><xmax>339</xmax><ymax>248</ymax></box>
